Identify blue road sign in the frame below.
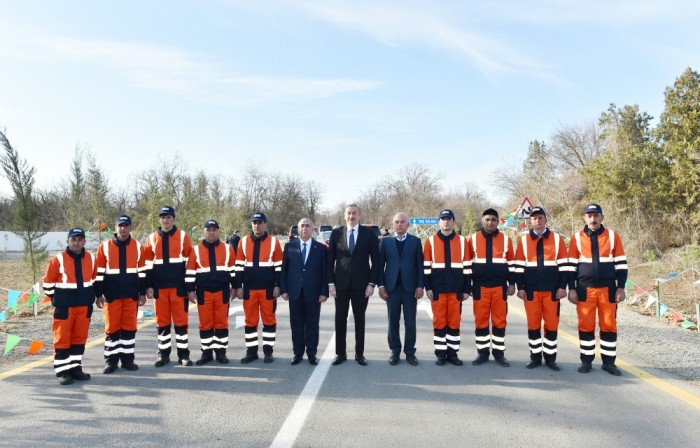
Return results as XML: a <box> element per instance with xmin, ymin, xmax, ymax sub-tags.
<box><xmin>409</xmin><ymin>218</ymin><xmax>440</xmax><ymax>225</ymax></box>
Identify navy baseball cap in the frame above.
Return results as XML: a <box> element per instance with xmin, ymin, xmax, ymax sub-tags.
<box><xmin>203</xmin><ymin>219</ymin><xmax>219</xmax><ymax>229</ymax></box>
<box><xmin>584</xmin><ymin>203</ymin><xmax>603</xmax><ymax>214</ymax></box>
<box><xmin>67</xmin><ymin>227</ymin><xmax>86</xmax><ymax>238</ymax></box>
<box><xmin>159</xmin><ymin>206</ymin><xmax>176</xmax><ymax>217</ymax></box>
<box><xmin>250</xmin><ymin>212</ymin><xmax>267</xmax><ymax>222</ymax></box>
<box><xmin>439</xmin><ymin>209</ymin><xmax>455</xmax><ymax>220</ymax></box>
<box><xmin>529</xmin><ymin>207</ymin><xmax>546</xmax><ymax>217</ymax></box>
<box><xmin>115</xmin><ymin>215</ymin><xmax>132</xmax><ymax>226</ymax></box>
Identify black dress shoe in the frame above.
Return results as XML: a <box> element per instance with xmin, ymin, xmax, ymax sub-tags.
<box><xmin>602</xmin><ymin>363</ymin><xmax>622</xmax><ymax>376</ymax></box>
<box><xmin>447</xmin><ymin>356</ymin><xmax>463</xmax><ymax>366</ymax></box>
<box><xmin>332</xmin><ymin>354</ymin><xmax>347</xmax><ymax>365</ymax></box>
<box><xmin>216</xmin><ymin>354</ymin><xmax>230</xmax><ymax>364</ymax></box>
<box><xmin>435</xmin><ymin>358</ymin><xmax>446</xmax><ymax>366</ymax></box>
<box><xmin>389</xmin><ymin>353</ymin><xmax>399</xmax><ymax>365</ymax></box>
<box><xmin>355</xmin><ymin>355</ymin><xmax>367</xmax><ymax>366</ymax></box>
<box><xmin>471</xmin><ymin>354</ymin><xmax>489</xmax><ymax>365</ymax></box>
<box><xmin>178</xmin><ymin>358</ymin><xmax>193</xmax><ymax>366</ymax></box>
<box><xmin>103</xmin><ymin>364</ymin><xmax>118</xmax><ymax>374</ymax></box>
<box><xmin>121</xmin><ymin>362</ymin><xmax>139</xmax><ymax>371</ymax></box>
<box><xmin>493</xmin><ymin>356</ymin><xmax>510</xmax><ymax>367</ymax></box>
<box><xmin>308</xmin><ymin>355</ymin><xmax>319</xmax><ymax>365</ymax></box>
<box><xmin>545</xmin><ymin>361</ymin><xmax>560</xmax><ymax>371</ymax></box>
<box><xmin>526</xmin><ymin>359</ymin><xmax>542</xmax><ymax>369</ymax></box>
<box><xmin>578</xmin><ymin>362</ymin><xmax>592</xmax><ymax>373</ymax></box>
<box><xmin>291</xmin><ymin>355</ymin><xmax>303</xmax><ymax>365</ymax></box>
<box><xmin>154</xmin><ymin>356</ymin><xmax>170</xmax><ymax>368</ymax></box>
<box><xmin>240</xmin><ymin>353</ymin><xmax>259</xmax><ymax>364</ymax></box>
<box><xmin>406</xmin><ymin>354</ymin><xmax>418</xmax><ymax>366</ymax></box>
<box><xmin>264</xmin><ymin>354</ymin><xmax>274</xmax><ymax>363</ymax></box>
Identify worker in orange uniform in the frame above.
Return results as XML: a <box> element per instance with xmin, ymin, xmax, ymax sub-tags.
<box><xmin>423</xmin><ymin>209</ymin><xmax>469</xmax><ymax>366</ymax></box>
<box><xmin>567</xmin><ymin>203</ymin><xmax>627</xmax><ymax>376</ymax></box>
<box><xmin>94</xmin><ymin>215</ymin><xmax>148</xmax><ymax>374</ymax></box>
<box><xmin>467</xmin><ymin>208</ymin><xmax>516</xmax><ymax>367</ymax></box>
<box><xmin>235</xmin><ymin>212</ymin><xmax>283</xmax><ymax>364</ymax></box>
<box><xmin>144</xmin><ymin>205</ymin><xmax>195</xmax><ymax>367</ymax></box>
<box><xmin>186</xmin><ymin>219</ymin><xmax>237</xmax><ymax>365</ymax></box>
<box><xmin>42</xmin><ymin>228</ymin><xmax>97</xmax><ymax>385</ymax></box>
<box><xmin>513</xmin><ymin>207</ymin><xmax>568</xmax><ymax>371</ymax></box>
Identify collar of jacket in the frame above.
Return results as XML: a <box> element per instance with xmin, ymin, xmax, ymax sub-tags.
<box><xmin>481</xmin><ymin>228</ymin><xmax>500</xmax><ymax>238</ymax></box>
<box><xmin>112</xmin><ymin>234</ymin><xmax>132</xmax><ymax>246</ymax></box>
<box><xmin>584</xmin><ymin>224</ymin><xmax>605</xmax><ymax>237</ymax></box>
<box><xmin>251</xmin><ymin>232</ymin><xmax>268</xmax><ymax>242</ymax></box>
<box><xmin>158</xmin><ymin>225</ymin><xmax>178</xmax><ymax>238</ymax></box>
<box><xmin>529</xmin><ymin>228</ymin><xmax>550</xmax><ymax>240</ymax></box>
<box><xmin>437</xmin><ymin>231</ymin><xmax>456</xmax><ymax>241</ymax></box>
<box><xmin>202</xmin><ymin>239</ymin><xmax>220</xmax><ymax>249</ymax></box>
<box><xmin>64</xmin><ymin>247</ymin><xmax>86</xmax><ymax>259</ymax></box>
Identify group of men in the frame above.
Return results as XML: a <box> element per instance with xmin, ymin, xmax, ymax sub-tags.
<box><xmin>42</xmin><ymin>202</ymin><xmax>627</xmax><ymax>385</ymax></box>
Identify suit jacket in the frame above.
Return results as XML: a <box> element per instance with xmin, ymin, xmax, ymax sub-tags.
<box><xmin>280</xmin><ymin>238</ymin><xmax>329</xmax><ymax>301</ymax></box>
<box><xmin>327</xmin><ymin>225</ymin><xmax>380</xmax><ymax>291</ymax></box>
<box><xmin>378</xmin><ymin>234</ymin><xmax>424</xmax><ymax>293</ymax></box>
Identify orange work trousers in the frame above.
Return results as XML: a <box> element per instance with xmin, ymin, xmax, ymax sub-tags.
<box><xmin>198</xmin><ymin>291</ymin><xmax>230</xmax><ymax>331</ymax></box>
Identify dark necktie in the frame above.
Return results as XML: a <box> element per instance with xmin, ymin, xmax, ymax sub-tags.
<box><xmin>301</xmin><ymin>242</ymin><xmax>307</xmax><ymax>265</ymax></box>
<box><xmin>349</xmin><ymin>229</ymin><xmax>355</xmax><ymax>254</ymax></box>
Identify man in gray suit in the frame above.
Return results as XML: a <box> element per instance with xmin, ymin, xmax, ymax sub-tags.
<box><xmin>378</xmin><ymin>212</ymin><xmax>424</xmax><ymax>366</ymax></box>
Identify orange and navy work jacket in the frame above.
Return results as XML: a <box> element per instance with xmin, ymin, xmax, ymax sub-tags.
<box><xmin>143</xmin><ymin>226</ymin><xmax>193</xmax><ymax>297</ymax></box>
<box><xmin>465</xmin><ymin>229</ymin><xmax>515</xmax><ymax>297</ymax></box>
<box><xmin>234</xmin><ymin>232</ymin><xmax>283</xmax><ymax>299</ymax></box>
<box><xmin>513</xmin><ymin>229</ymin><xmax>568</xmax><ymax>300</ymax></box>
<box><xmin>566</xmin><ymin>225</ymin><xmax>628</xmax><ymax>302</ymax></box>
<box><xmin>185</xmin><ymin>240</ymin><xmax>236</xmax><ymax>304</ymax></box>
<box><xmin>423</xmin><ymin>231</ymin><xmax>469</xmax><ymax>296</ymax></box>
<box><xmin>94</xmin><ymin>235</ymin><xmax>148</xmax><ymax>302</ymax></box>
<box><xmin>43</xmin><ymin>248</ymin><xmax>97</xmax><ymax>308</ymax></box>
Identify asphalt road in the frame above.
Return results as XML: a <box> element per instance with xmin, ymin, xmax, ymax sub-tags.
<box><xmin>1</xmin><ymin>294</ymin><xmax>699</xmax><ymax>447</ymax></box>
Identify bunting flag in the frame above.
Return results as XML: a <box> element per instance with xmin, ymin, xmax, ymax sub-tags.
<box><xmin>0</xmin><ymin>311</ymin><xmax>6</xmax><ymax>322</ymax></box>
<box><xmin>659</xmin><ymin>304</ymin><xmax>669</xmax><ymax>316</ymax></box>
<box><xmin>137</xmin><ymin>309</ymin><xmax>144</xmax><ymax>319</ymax></box>
<box><xmin>3</xmin><ymin>334</ymin><xmax>22</xmax><ymax>356</ymax></box>
<box><xmin>42</xmin><ymin>296</ymin><xmax>51</xmax><ymax>303</ymax></box>
<box><xmin>7</xmin><ymin>290</ymin><xmax>20</xmax><ymax>309</ymax></box>
<box><xmin>21</xmin><ymin>292</ymin><xmax>29</xmax><ymax>303</ymax></box>
<box><xmin>625</xmin><ymin>280</ymin><xmax>634</xmax><ymax>287</ymax></box>
<box><xmin>28</xmin><ymin>340</ymin><xmax>45</xmax><ymax>354</ymax></box>
<box><xmin>26</xmin><ymin>293</ymin><xmax>40</xmax><ymax>307</ymax></box>
<box><xmin>645</xmin><ymin>295</ymin><xmax>658</xmax><ymax>308</ymax></box>
<box><xmin>694</xmin><ymin>279</ymin><xmax>700</xmax><ymax>285</ymax></box>
<box><xmin>680</xmin><ymin>320</ymin><xmax>695</xmax><ymax>329</ymax></box>
<box><xmin>628</xmin><ymin>293</ymin><xmax>643</xmax><ymax>304</ymax></box>
<box><xmin>667</xmin><ymin>272</ymin><xmax>679</xmax><ymax>278</ymax></box>
<box><xmin>672</xmin><ymin>312</ymin><xmax>682</xmax><ymax>324</ymax></box>
<box><xmin>655</xmin><ymin>278</ymin><xmax>670</xmax><ymax>284</ymax></box>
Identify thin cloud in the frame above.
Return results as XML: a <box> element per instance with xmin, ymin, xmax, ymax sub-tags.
<box><xmin>3</xmin><ymin>28</ymin><xmax>381</xmax><ymax>105</ymax></box>
<box><xmin>235</xmin><ymin>0</ymin><xmax>559</xmax><ymax>81</ymax></box>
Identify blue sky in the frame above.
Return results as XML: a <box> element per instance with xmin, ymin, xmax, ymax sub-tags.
<box><xmin>1</xmin><ymin>1</ymin><xmax>698</xmax><ymax>211</ymax></box>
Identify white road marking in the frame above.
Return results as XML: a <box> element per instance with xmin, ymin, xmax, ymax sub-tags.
<box><xmin>270</xmin><ymin>332</ymin><xmax>337</xmax><ymax>448</ymax></box>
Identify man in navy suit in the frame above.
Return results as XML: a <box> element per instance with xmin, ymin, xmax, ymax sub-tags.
<box><xmin>327</xmin><ymin>204</ymin><xmax>380</xmax><ymax>366</ymax></box>
<box><xmin>379</xmin><ymin>212</ymin><xmax>424</xmax><ymax>366</ymax></box>
<box><xmin>280</xmin><ymin>218</ymin><xmax>329</xmax><ymax>365</ymax></box>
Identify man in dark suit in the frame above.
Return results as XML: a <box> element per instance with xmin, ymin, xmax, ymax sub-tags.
<box><xmin>378</xmin><ymin>212</ymin><xmax>424</xmax><ymax>366</ymax></box>
<box><xmin>327</xmin><ymin>204</ymin><xmax>380</xmax><ymax>366</ymax></box>
<box><xmin>280</xmin><ymin>218</ymin><xmax>328</xmax><ymax>366</ymax></box>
